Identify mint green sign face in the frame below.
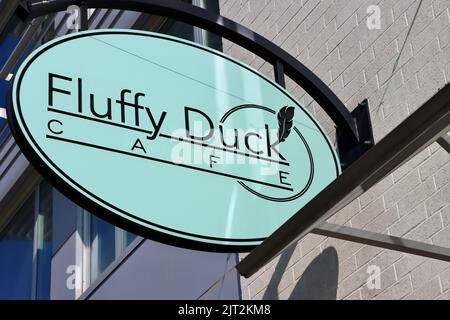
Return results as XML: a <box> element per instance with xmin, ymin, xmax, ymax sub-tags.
<box><xmin>9</xmin><ymin>30</ymin><xmax>340</xmax><ymax>250</ymax></box>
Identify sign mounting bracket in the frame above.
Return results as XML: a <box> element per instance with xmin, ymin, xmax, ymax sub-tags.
<box><xmin>237</xmin><ymin>83</ymin><xmax>450</xmax><ymax>278</ymax></box>
<box><xmin>337</xmin><ymin>99</ymin><xmax>375</xmax><ymax>170</ymax></box>
<box><xmin>16</xmin><ymin>0</ymin><xmax>361</xmax><ymax>146</ymax></box>
<box><xmin>312</xmin><ymin>221</ymin><xmax>450</xmax><ymax>262</ymax></box>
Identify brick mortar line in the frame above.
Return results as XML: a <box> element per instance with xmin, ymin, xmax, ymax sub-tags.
<box><xmin>272</xmin><ymin>0</ymin><xmax>322</xmax><ymax>50</ymax></box>
<box><xmin>311</xmin><ymin>2</ymin><xmax>441</xmax><ymax>88</ymax></box>
<box><xmin>405</xmin><ymin>274</ymin><xmax>444</xmax><ymax>299</ymax></box>
<box><xmin>378</xmin><ymin>273</ymin><xmax>413</xmax><ymax>300</ymax></box>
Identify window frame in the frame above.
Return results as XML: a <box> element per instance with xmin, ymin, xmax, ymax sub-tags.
<box><xmin>0</xmin><ymin>178</ymin><xmax>54</xmax><ymax>300</ymax></box>
<box><xmin>75</xmin><ymin>208</ymin><xmax>137</xmax><ymax>295</ymax></box>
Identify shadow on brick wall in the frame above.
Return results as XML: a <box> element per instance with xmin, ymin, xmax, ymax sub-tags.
<box><xmin>263</xmin><ymin>247</ymin><xmax>339</xmax><ymax>300</ymax></box>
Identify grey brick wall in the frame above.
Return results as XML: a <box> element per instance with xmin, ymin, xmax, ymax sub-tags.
<box><xmin>219</xmin><ymin>0</ymin><xmax>450</xmax><ymax>300</ymax></box>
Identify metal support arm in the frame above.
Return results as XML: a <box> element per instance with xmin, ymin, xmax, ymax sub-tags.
<box><xmin>437</xmin><ymin>132</ymin><xmax>450</xmax><ymax>153</ymax></box>
<box><xmin>312</xmin><ymin>222</ymin><xmax>450</xmax><ymax>262</ymax></box>
<box><xmin>237</xmin><ymin>83</ymin><xmax>450</xmax><ymax>278</ymax></box>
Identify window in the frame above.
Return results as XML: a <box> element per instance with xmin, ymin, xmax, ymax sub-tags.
<box><xmin>0</xmin><ymin>31</ymin><xmax>22</xmax><ymax>145</ymax></box>
<box><xmin>0</xmin><ymin>180</ymin><xmax>53</xmax><ymax>300</ymax></box>
<box><xmin>0</xmin><ymin>178</ymin><xmax>136</xmax><ymax>299</ymax></box>
<box><xmin>89</xmin><ymin>215</ymin><xmax>137</xmax><ymax>282</ymax></box>
<box><xmin>35</xmin><ymin>182</ymin><xmax>53</xmax><ymax>299</ymax></box>
<box><xmin>0</xmin><ymin>11</ymin><xmax>57</xmax><ymax>146</ymax></box>
<box><xmin>0</xmin><ymin>110</ymin><xmax>7</xmax><ymax>145</ymax></box>
<box><xmin>133</xmin><ymin>0</ymin><xmax>222</xmax><ymax>51</ymax></box>
<box><xmin>77</xmin><ymin>211</ymin><xmax>137</xmax><ymax>286</ymax></box>
<box><xmin>0</xmin><ymin>193</ymin><xmax>34</xmax><ymax>299</ymax></box>
<box><xmin>89</xmin><ymin>215</ymin><xmax>116</xmax><ymax>281</ymax></box>
<box><xmin>192</xmin><ymin>0</ymin><xmax>223</xmax><ymax>51</ymax></box>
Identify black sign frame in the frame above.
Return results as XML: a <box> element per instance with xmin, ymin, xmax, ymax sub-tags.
<box><xmin>8</xmin><ymin>0</ymin><xmax>372</xmax><ymax>252</ymax></box>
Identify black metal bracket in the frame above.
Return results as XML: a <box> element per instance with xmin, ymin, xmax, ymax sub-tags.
<box><xmin>15</xmin><ymin>0</ymin><xmax>376</xmax><ymax>172</ymax></box>
<box><xmin>16</xmin><ymin>0</ymin><xmax>363</xmax><ymax>147</ymax></box>
<box><xmin>15</xmin><ymin>2</ymin><xmax>31</xmax><ymax>21</ymax></box>
<box><xmin>79</xmin><ymin>2</ymin><xmax>88</xmax><ymax>31</ymax></box>
<box><xmin>337</xmin><ymin>99</ymin><xmax>374</xmax><ymax>170</ymax></box>
<box><xmin>237</xmin><ymin>82</ymin><xmax>450</xmax><ymax>277</ymax></box>
<box><xmin>17</xmin><ymin>1</ymin><xmax>89</xmax><ymax>30</ymax></box>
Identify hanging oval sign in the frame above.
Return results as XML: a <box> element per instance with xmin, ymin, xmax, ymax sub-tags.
<box><xmin>8</xmin><ymin>29</ymin><xmax>340</xmax><ymax>251</ymax></box>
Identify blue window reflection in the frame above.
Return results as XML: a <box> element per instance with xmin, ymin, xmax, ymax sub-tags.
<box><xmin>0</xmin><ymin>80</ymin><xmax>9</xmax><ymax>145</ymax></box>
<box><xmin>0</xmin><ymin>181</ymin><xmax>53</xmax><ymax>300</ymax></box>
<box><xmin>36</xmin><ymin>182</ymin><xmax>53</xmax><ymax>300</ymax></box>
<box><xmin>90</xmin><ymin>215</ymin><xmax>116</xmax><ymax>281</ymax></box>
<box><xmin>0</xmin><ymin>194</ymin><xmax>35</xmax><ymax>300</ymax></box>
<box><xmin>89</xmin><ymin>214</ymin><xmax>137</xmax><ymax>283</ymax></box>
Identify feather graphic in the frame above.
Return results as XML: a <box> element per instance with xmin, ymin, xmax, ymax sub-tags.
<box><xmin>277</xmin><ymin>106</ymin><xmax>295</xmax><ymax>143</ymax></box>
